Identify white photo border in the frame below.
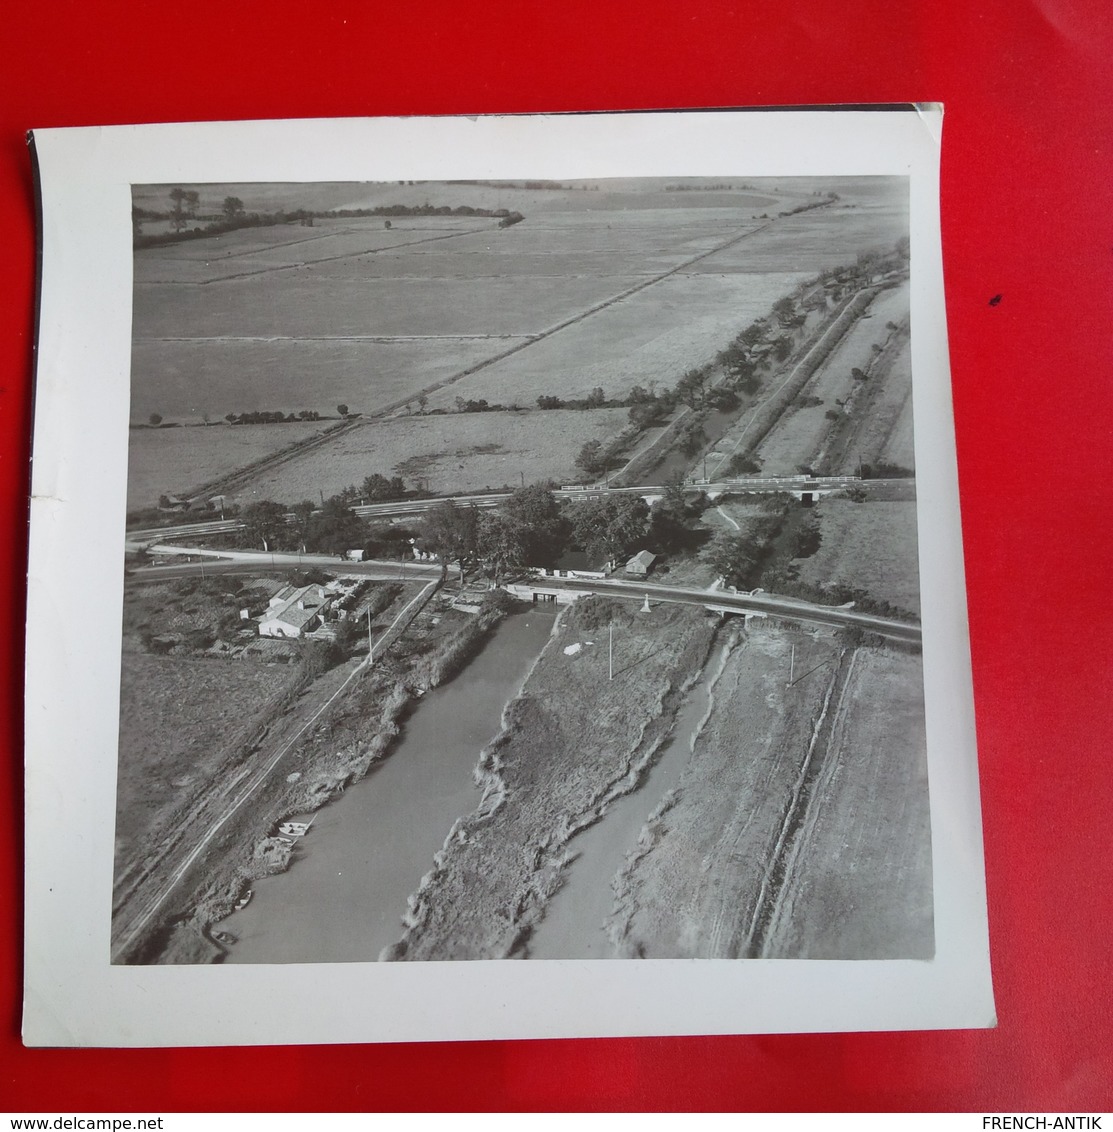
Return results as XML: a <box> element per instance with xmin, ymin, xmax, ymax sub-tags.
<box><xmin>23</xmin><ymin>108</ymin><xmax>994</xmax><ymax>1047</ymax></box>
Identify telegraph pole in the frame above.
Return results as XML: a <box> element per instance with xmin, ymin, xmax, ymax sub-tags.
<box><xmin>609</xmin><ymin>622</ymin><xmax>614</xmax><ymax>681</ymax></box>
<box><xmin>367</xmin><ymin>607</ymin><xmax>374</xmax><ymax>665</ymax></box>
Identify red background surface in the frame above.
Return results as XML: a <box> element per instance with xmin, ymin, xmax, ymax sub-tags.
<box><xmin>2</xmin><ymin>0</ymin><xmax>1111</xmax><ymax>1112</ymax></box>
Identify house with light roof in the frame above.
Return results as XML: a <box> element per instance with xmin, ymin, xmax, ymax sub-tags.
<box><xmin>258</xmin><ymin>583</ymin><xmax>336</xmax><ymax>639</ymax></box>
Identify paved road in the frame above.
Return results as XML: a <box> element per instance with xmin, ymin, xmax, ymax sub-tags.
<box><xmin>132</xmin><ymin>549</ymin><xmax>919</xmax><ymax>642</ymax></box>
<box><xmin>523</xmin><ymin>576</ymin><xmax>921</xmax><ymax>643</ymax></box>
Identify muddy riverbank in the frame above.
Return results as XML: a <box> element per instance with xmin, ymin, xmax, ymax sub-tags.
<box><xmin>387</xmin><ymin>598</ymin><xmax>719</xmax><ymax>961</ymax></box>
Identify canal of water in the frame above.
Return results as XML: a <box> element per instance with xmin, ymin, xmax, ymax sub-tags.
<box><xmin>223</xmin><ymin>607</ymin><xmax>556</xmax><ymax>964</ymax></box>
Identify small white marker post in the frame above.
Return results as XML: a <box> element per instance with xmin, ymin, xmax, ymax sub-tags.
<box><xmin>641</xmin><ymin>593</ymin><xmax>651</xmax><ymax>613</ymax></box>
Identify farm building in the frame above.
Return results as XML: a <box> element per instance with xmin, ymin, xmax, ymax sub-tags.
<box><xmin>625</xmin><ymin>550</ymin><xmax>658</xmax><ymax>577</ymax></box>
<box><xmin>258</xmin><ymin>583</ymin><xmax>336</xmax><ymax>639</ymax></box>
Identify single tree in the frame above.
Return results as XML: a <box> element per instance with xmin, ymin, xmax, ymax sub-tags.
<box><xmin>222</xmin><ymin>196</ymin><xmax>245</xmax><ymax>221</ymax></box>
<box><xmin>337</xmin><ymin>404</ymin><xmax>349</xmax><ymax>417</ymax></box>
<box><xmin>568</xmin><ymin>495</ymin><xmax>649</xmax><ymax>566</ymax></box>
<box><xmin>575</xmin><ymin>439</ymin><xmax>607</xmax><ymax>479</ymax></box>
<box><xmin>421</xmin><ymin>500</ymin><xmax>479</xmax><ymax>583</ymax></box>
<box><xmin>307</xmin><ymin>496</ymin><xmax>365</xmax><ymax>556</ymax></box>
<box><xmin>477</xmin><ymin>511</ymin><xmax>527</xmax><ymax>586</ymax></box>
<box><xmin>361</xmin><ymin>473</ymin><xmax>405</xmax><ymax>502</ymax></box>
<box><xmin>242</xmin><ymin>500</ymin><xmax>288</xmax><ymax>552</ymax></box>
<box><xmin>290</xmin><ymin>500</ymin><xmax>316</xmax><ymax>550</ymax></box>
<box><xmin>148</xmin><ymin>412</ymin><xmax>163</xmax><ymax>427</ymax></box>
<box><xmin>504</xmin><ymin>484</ymin><xmax>567</xmax><ymax>566</ymax></box>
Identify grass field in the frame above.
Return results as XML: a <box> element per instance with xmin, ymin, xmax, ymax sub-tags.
<box><xmin>115</xmin><ymin>651</ymin><xmax>302</xmax><ymax>884</ymax></box>
<box><xmin>130</xmin><ymin>178</ymin><xmax>907</xmax><ymax>434</ymax></box>
<box><xmin>849</xmin><ymin>329</ymin><xmax>915</xmax><ymax>471</ymax></box>
<box><xmin>608</xmin><ymin>624</ymin><xmax>931</xmax><ymax>959</ymax></box>
<box><xmin>761</xmin><ymin>646</ymin><xmax>932</xmax><ymax>958</ymax></box>
<box><xmin>129</xmin><ymin>335</ymin><xmax>502</xmax><ymax>422</ymax></box>
<box><xmin>797</xmin><ymin>498</ymin><xmax>921</xmax><ymax>614</ymax></box>
<box><xmin>126</xmin><ymin>421</ymin><xmax>334</xmax><ymax>508</ymax></box>
<box><xmin>691</xmin><ymin>198</ymin><xmax>909</xmax><ymax>274</ymax></box>
<box><xmin>230</xmin><ymin>408</ymin><xmax>630</xmax><ymax>501</ymax></box>
<box><xmin>880</xmin><ymin>375</ymin><xmax>915</xmax><ymax>469</ymax></box>
<box><xmin>134</xmin><ymin>266</ymin><xmax>646</xmax><ymax>338</ymax></box>
<box><xmin>423</xmin><ymin>270</ymin><xmax>812</xmax><ymax>409</ymax></box>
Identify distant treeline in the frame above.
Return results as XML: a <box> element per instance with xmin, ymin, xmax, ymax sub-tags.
<box><xmin>330</xmin><ymin>204</ymin><xmax>524</xmax><ymax>224</ymax></box>
<box><xmin>445</xmin><ymin>179</ymin><xmax>594</xmax><ymax>191</ymax></box>
<box><xmin>134</xmin><ymin>188</ymin><xmax>526</xmax><ymax>248</ymax></box>
<box><xmin>133</xmin><ymin>209</ymin><xmax>321</xmax><ymax>249</ymax></box>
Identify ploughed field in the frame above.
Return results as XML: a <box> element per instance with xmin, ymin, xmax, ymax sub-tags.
<box><xmin>130</xmin><ymin>178</ymin><xmax>908</xmax><ymax>439</ymax></box>
<box><xmin>229</xmin><ymin>407</ymin><xmax>630</xmax><ymax>503</ymax></box>
<box><xmin>608</xmin><ymin>623</ymin><xmax>932</xmax><ymax>959</ymax></box>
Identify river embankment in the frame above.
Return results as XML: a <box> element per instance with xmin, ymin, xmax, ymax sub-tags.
<box><xmin>385</xmin><ymin>597</ymin><xmax>719</xmax><ymax>961</ymax></box>
<box><xmin>219</xmin><ymin>603</ymin><xmax>557</xmax><ymax>963</ymax></box>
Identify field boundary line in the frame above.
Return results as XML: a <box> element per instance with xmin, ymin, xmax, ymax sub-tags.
<box><xmin>190</xmin><ymin>224</ymin><xmax>501</xmax><ymax>285</ymax></box>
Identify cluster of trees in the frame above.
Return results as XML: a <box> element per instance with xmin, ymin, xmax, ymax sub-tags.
<box><xmin>776</xmin><ymin>194</ymin><xmax>838</xmax><ymax>219</ymax></box>
<box><xmin>135</xmin><ymin>187</ymin><xmax>527</xmax><ymax>249</ymax></box>
<box><xmin>418</xmin><ymin>481</ymin><xmax>712</xmax><ymax>585</ymax></box>
<box><xmin>663</xmin><ymin>182</ymin><xmax>739</xmax><ymax>192</ymax></box>
<box><xmin>321</xmin><ymin>473</ymin><xmax>411</xmax><ymax>506</ymax></box>
<box><xmin>225</xmin><ymin>409</ymin><xmax>326</xmax><ymax>425</ymax></box>
<box><xmin>237</xmin><ymin>480</ymin><xmax>701</xmax><ymax>588</ymax></box>
<box><xmin>535</xmin><ymin>387</ymin><xmax>611</xmax><ymax>411</ymax></box>
<box><xmin>241</xmin><ymin>497</ymin><xmax>364</xmax><ymax>557</ymax></box>
<box><xmin>859</xmin><ymin>461</ymin><xmax>914</xmax><ymax>479</ymax></box>
<box><xmin>134</xmin><ymin>188</ymin><xmax>323</xmax><ymax>248</ymax></box>
<box><xmin>334</xmin><ymin>203</ymin><xmax>524</xmax><ymax>221</ymax></box>
<box><xmin>702</xmin><ymin>513</ymin><xmax>786</xmax><ymax>591</ymax></box>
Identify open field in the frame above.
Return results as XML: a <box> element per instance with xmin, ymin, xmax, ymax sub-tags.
<box><xmin>115</xmin><ymin>652</ymin><xmax>302</xmax><ymax>870</ymax></box>
<box><xmin>134</xmin><ymin>268</ymin><xmax>645</xmax><ymax>338</ymax></box>
<box><xmin>229</xmin><ymin>408</ymin><xmax>630</xmax><ymax>501</ymax></box>
<box><xmin>389</xmin><ymin>598</ymin><xmax>718</xmax><ymax>960</ymax></box>
<box><xmin>796</xmin><ymin>498</ymin><xmax>921</xmax><ymax>614</ymax></box>
<box><xmin>691</xmin><ymin>198</ymin><xmax>908</xmax><ymax>274</ymax></box>
<box><xmin>880</xmin><ymin>370</ymin><xmax>915</xmax><ymax>468</ymax></box>
<box><xmin>131</xmin><ymin>178</ymin><xmax>906</xmax><ymax>432</ymax></box>
<box><xmin>133</xmin><ymin>219</ymin><xmax>499</xmax><ymax>285</ymax></box>
<box><xmin>126</xmin><ymin>421</ymin><xmax>334</xmax><ymax>509</ymax></box>
<box><xmin>608</xmin><ymin>624</ymin><xmax>931</xmax><ymax>958</ymax></box>
<box><xmin>761</xmin><ymin>646</ymin><xmax>932</xmax><ymax>958</ymax></box>
<box><xmin>424</xmin><ymin>270</ymin><xmax>812</xmax><ymax>409</ymax></box>
<box><xmin>130</xmin><ymin>335</ymin><xmax>502</xmax><ymax>423</ymax></box>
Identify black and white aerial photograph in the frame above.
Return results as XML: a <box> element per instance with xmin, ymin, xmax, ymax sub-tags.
<box><xmin>112</xmin><ymin>173</ymin><xmax>932</xmax><ymax>967</ymax></box>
